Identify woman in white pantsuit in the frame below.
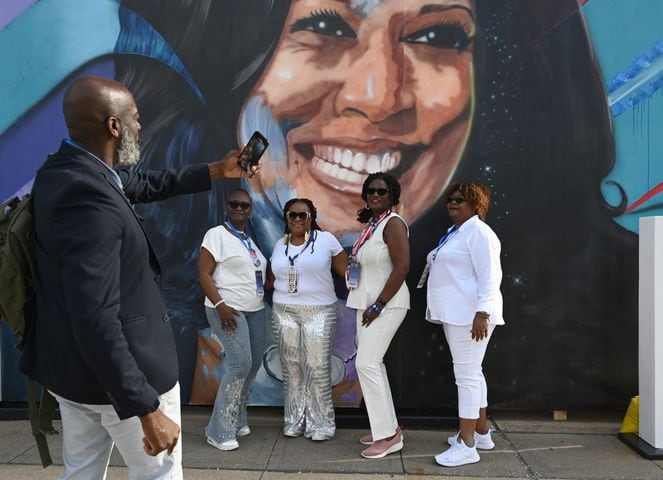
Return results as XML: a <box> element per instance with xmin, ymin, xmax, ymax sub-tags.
<box><xmin>346</xmin><ymin>172</ymin><xmax>410</xmax><ymax>459</ymax></box>
<box><xmin>424</xmin><ymin>182</ymin><xmax>505</xmax><ymax>468</ymax></box>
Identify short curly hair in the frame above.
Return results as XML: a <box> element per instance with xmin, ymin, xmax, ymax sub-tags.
<box><xmin>356</xmin><ymin>172</ymin><xmax>401</xmax><ymax>223</ymax></box>
<box><xmin>446</xmin><ymin>182</ymin><xmax>491</xmax><ymax>220</ymax></box>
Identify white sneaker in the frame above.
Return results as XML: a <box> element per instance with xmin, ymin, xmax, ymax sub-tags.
<box><xmin>237</xmin><ymin>426</ymin><xmax>251</xmax><ymax>437</ymax></box>
<box><xmin>447</xmin><ymin>429</ymin><xmax>495</xmax><ymax>450</ymax></box>
<box><xmin>207</xmin><ymin>436</ymin><xmax>239</xmax><ymax>451</ymax></box>
<box><xmin>435</xmin><ymin>439</ymin><xmax>480</xmax><ymax>467</ymax></box>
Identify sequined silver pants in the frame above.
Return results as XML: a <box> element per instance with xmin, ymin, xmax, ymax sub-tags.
<box><xmin>205</xmin><ymin>307</ymin><xmax>266</xmax><ymax>443</ymax></box>
<box><xmin>273</xmin><ymin>302</ymin><xmax>337</xmax><ymax>439</ymax></box>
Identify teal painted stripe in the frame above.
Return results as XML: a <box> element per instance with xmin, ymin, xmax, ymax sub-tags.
<box><xmin>0</xmin><ymin>0</ymin><xmax>121</xmax><ymax>134</ymax></box>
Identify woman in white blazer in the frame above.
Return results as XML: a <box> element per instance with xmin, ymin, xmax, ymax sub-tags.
<box><xmin>424</xmin><ymin>182</ymin><xmax>504</xmax><ymax>468</ymax></box>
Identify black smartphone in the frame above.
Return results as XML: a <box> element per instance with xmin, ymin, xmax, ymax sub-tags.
<box><xmin>238</xmin><ymin>131</ymin><xmax>269</xmax><ymax>172</ymax></box>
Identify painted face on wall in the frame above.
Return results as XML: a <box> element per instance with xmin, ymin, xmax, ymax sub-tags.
<box><xmin>241</xmin><ymin>0</ymin><xmax>475</xmax><ymax>241</ymax></box>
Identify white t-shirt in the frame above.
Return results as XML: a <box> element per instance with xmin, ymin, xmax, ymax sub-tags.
<box><xmin>200</xmin><ymin>225</ymin><xmax>267</xmax><ymax>312</ymax></box>
<box><xmin>271</xmin><ymin>230</ymin><xmax>344</xmax><ymax>305</ymax></box>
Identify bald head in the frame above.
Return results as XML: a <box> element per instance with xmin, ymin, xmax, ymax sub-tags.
<box><xmin>62</xmin><ymin>76</ymin><xmax>140</xmax><ymax>165</ymax></box>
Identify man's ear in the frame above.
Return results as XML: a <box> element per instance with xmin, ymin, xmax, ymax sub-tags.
<box><xmin>106</xmin><ymin>116</ymin><xmax>121</xmax><ymax>139</ymax></box>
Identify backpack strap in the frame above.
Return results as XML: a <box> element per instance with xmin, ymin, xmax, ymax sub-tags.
<box><xmin>39</xmin><ymin>389</ymin><xmax>58</xmax><ymax>435</ymax></box>
<box><xmin>26</xmin><ymin>379</ymin><xmax>53</xmax><ymax>468</ymax></box>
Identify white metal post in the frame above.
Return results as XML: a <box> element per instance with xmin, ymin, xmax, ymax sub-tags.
<box><xmin>639</xmin><ymin>216</ymin><xmax>663</xmax><ymax>448</ymax></box>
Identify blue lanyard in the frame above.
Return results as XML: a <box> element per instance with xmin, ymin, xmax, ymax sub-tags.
<box><xmin>285</xmin><ymin>231</ymin><xmax>316</xmax><ymax>266</ymax></box>
<box><xmin>225</xmin><ymin>221</ymin><xmax>261</xmax><ymax>267</ymax></box>
<box><xmin>432</xmin><ymin>225</ymin><xmax>458</xmax><ymax>261</ymax></box>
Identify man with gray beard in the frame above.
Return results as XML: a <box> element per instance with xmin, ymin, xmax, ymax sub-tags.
<box><xmin>19</xmin><ymin>76</ymin><xmax>253</xmax><ymax>479</ymax></box>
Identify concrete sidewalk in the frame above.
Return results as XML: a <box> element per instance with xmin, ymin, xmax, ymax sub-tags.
<box><xmin>0</xmin><ymin>407</ymin><xmax>661</xmax><ymax>479</ymax></box>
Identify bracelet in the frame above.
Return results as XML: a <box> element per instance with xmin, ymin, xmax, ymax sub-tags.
<box><xmin>368</xmin><ymin>303</ymin><xmax>383</xmax><ymax>314</ymax></box>
<box><xmin>476</xmin><ymin>311</ymin><xmax>490</xmax><ymax>319</ymax></box>
<box><xmin>375</xmin><ymin>297</ymin><xmax>387</xmax><ymax>308</ymax></box>
<box><xmin>213</xmin><ymin>299</ymin><xmax>225</xmax><ymax>308</ymax></box>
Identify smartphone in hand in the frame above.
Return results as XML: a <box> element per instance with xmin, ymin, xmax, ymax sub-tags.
<box><xmin>238</xmin><ymin>131</ymin><xmax>269</xmax><ymax>172</ymax></box>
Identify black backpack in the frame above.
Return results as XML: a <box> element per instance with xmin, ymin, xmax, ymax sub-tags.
<box><xmin>0</xmin><ymin>188</ymin><xmax>57</xmax><ymax>468</ymax></box>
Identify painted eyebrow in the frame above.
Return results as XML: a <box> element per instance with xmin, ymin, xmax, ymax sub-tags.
<box><xmin>419</xmin><ymin>4</ymin><xmax>475</xmax><ymax>21</ymax></box>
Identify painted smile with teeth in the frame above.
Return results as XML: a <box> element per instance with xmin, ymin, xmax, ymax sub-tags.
<box><xmin>310</xmin><ymin>145</ymin><xmax>402</xmax><ymax>185</ymax></box>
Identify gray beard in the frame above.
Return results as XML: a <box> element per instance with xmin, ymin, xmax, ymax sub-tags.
<box><xmin>117</xmin><ymin>124</ymin><xmax>140</xmax><ymax>166</ymax></box>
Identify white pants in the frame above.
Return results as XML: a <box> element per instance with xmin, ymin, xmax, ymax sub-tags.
<box><xmin>443</xmin><ymin>323</ymin><xmax>496</xmax><ymax>419</ymax></box>
<box><xmin>52</xmin><ymin>383</ymin><xmax>182</xmax><ymax>480</ymax></box>
<box><xmin>355</xmin><ymin>307</ymin><xmax>406</xmax><ymax>441</ymax></box>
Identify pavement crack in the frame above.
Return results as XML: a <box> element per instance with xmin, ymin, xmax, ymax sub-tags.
<box><xmin>499</xmin><ymin>431</ymin><xmax>540</xmax><ymax>479</ymax></box>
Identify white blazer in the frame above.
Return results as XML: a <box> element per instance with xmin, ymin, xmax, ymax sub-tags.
<box><xmin>425</xmin><ymin>215</ymin><xmax>504</xmax><ymax>326</ymax></box>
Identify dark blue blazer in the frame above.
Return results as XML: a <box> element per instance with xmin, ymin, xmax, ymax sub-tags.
<box><xmin>20</xmin><ymin>140</ymin><xmax>211</xmax><ymax>419</ymax></box>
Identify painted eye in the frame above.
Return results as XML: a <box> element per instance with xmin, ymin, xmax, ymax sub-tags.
<box><xmin>290</xmin><ymin>9</ymin><xmax>357</xmax><ymax>39</ymax></box>
<box><xmin>401</xmin><ymin>23</ymin><xmax>471</xmax><ymax>51</ymax></box>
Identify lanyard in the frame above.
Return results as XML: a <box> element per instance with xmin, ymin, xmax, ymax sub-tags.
<box><xmin>225</xmin><ymin>221</ymin><xmax>261</xmax><ymax>267</ymax></box>
<box><xmin>351</xmin><ymin>209</ymin><xmax>392</xmax><ymax>257</ymax></box>
<box><xmin>285</xmin><ymin>230</ymin><xmax>316</xmax><ymax>266</ymax></box>
<box><xmin>431</xmin><ymin>225</ymin><xmax>458</xmax><ymax>261</ymax></box>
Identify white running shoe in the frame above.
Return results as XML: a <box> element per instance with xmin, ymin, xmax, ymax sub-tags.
<box><xmin>447</xmin><ymin>429</ymin><xmax>495</xmax><ymax>450</ymax></box>
<box><xmin>435</xmin><ymin>439</ymin><xmax>480</xmax><ymax>467</ymax></box>
<box><xmin>207</xmin><ymin>436</ymin><xmax>239</xmax><ymax>451</ymax></box>
<box><xmin>236</xmin><ymin>426</ymin><xmax>251</xmax><ymax>437</ymax></box>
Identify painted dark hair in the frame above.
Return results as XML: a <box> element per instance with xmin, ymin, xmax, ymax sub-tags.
<box><xmin>282</xmin><ymin>198</ymin><xmax>321</xmax><ymax>233</ymax></box>
<box><xmin>356</xmin><ymin>172</ymin><xmax>401</xmax><ymax>223</ymax></box>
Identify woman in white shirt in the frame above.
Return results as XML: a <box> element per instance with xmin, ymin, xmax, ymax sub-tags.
<box><xmin>424</xmin><ymin>182</ymin><xmax>504</xmax><ymax>467</ymax></box>
<box><xmin>269</xmin><ymin>198</ymin><xmax>348</xmax><ymax>441</ymax></box>
<box><xmin>198</xmin><ymin>189</ymin><xmax>267</xmax><ymax>451</ymax></box>
<box><xmin>347</xmin><ymin>173</ymin><xmax>410</xmax><ymax>459</ymax></box>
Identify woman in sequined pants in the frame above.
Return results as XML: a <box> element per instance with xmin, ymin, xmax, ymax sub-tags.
<box><xmin>269</xmin><ymin>198</ymin><xmax>348</xmax><ymax>440</ymax></box>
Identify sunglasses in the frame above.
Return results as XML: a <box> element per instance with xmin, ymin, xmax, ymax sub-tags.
<box><xmin>287</xmin><ymin>211</ymin><xmax>311</xmax><ymax>220</ymax></box>
<box><xmin>228</xmin><ymin>200</ymin><xmax>251</xmax><ymax>210</ymax></box>
<box><xmin>446</xmin><ymin>196</ymin><xmax>466</xmax><ymax>205</ymax></box>
<box><xmin>366</xmin><ymin>187</ymin><xmax>389</xmax><ymax>196</ymax></box>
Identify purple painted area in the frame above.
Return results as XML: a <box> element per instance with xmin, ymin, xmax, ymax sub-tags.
<box><xmin>0</xmin><ymin>0</ymin><xmax>38</xmax><ymax>29</ymax></box>
<box><xmin>0</xmin><ymin>60</ymin><xmax>115</xmax><ymax>202</ymax></box>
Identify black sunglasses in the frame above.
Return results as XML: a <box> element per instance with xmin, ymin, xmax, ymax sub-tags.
<box><xmin>228</xmin><ymin>200</ymin><xmax>251</xmax><ymax>210</ymax></box>
<box><xmin>447</xmin><ymin>196</ymin><xmax>466</xmax><ymax>205</ymax></box>
<box><xmin>287</xmin><ymin>211</ymin><xmax>311</xmax><ymax>220</ymax></box>
<box><xmin>366</xmin><ymin>187</ymin><xmax>389</xmax><ymax>196</ymax></box>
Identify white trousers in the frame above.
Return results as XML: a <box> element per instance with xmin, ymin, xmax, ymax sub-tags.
<box><xmin>52</xmin><ymin>383</ymin><xmax>182</xmax><ymax>480</ymax></box>
<box><xmin>355</xmin><ymin>307</ymin><xmax>406</xmax><ymax>441</ymax></box>
<box><xmin>442</xmin><ymin>323</ymin><xmax>496</xmax><ymax>419</ymax></box>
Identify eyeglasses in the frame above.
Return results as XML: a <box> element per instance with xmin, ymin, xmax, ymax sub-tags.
<box><xmin>446</xmin><ymin>196</ymin><xmax>466</xmax><ymax>205</ymax></box>
<box><xmin>366</xmin><ymin>187</ymin><xmax>389</xmax><ymax>196</ymax></box>
<box><xmin>287</xmin><ymin>211</ymin><xmax>311</xmax><ymax>220</ymax></box>
<box><xmin>228</xmin><ymin>200</ymin><xmax>251</xmax><ymax>210</ymax></box>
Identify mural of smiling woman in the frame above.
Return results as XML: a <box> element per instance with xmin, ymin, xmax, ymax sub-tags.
<box><xmin>4</xmin><ymin>0</ymin><xmax>658</xmax><ymax>414</ymax></box>
<box><xmin>241</xmin><ymin>0</ymin><xmax>475</xmax><ymax>243</ymax></box>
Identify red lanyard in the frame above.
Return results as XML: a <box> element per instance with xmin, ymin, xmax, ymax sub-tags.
<box><xmin>351</xmin><ymin>209</ymin><xmax>392</xmax><ymax>257</ymax></box>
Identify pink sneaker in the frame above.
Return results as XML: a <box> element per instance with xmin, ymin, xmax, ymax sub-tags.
<box><xmin>361</xmin><ymin>430</ymin><xmax>404</xmax><ymax>459</ymax></box>
<box><xmin>360</xmin><ymin>426</ymin><xmax>402</xmax><ymax>446</ymax></box>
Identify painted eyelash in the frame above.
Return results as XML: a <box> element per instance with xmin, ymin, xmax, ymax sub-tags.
<box><xmin>401</xmin><ymin>19</ymin><xmax>474</xmax><ymax>49</ymax></box>
<box><xmin>289</xmin><ymin>8</ymin><xmax>344</xmax><ymax>33</ymax></box>
<box><xmin>432</xmin><ymin>19</ymin><xmax>473</xmax><ymax>37</ymax></box>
